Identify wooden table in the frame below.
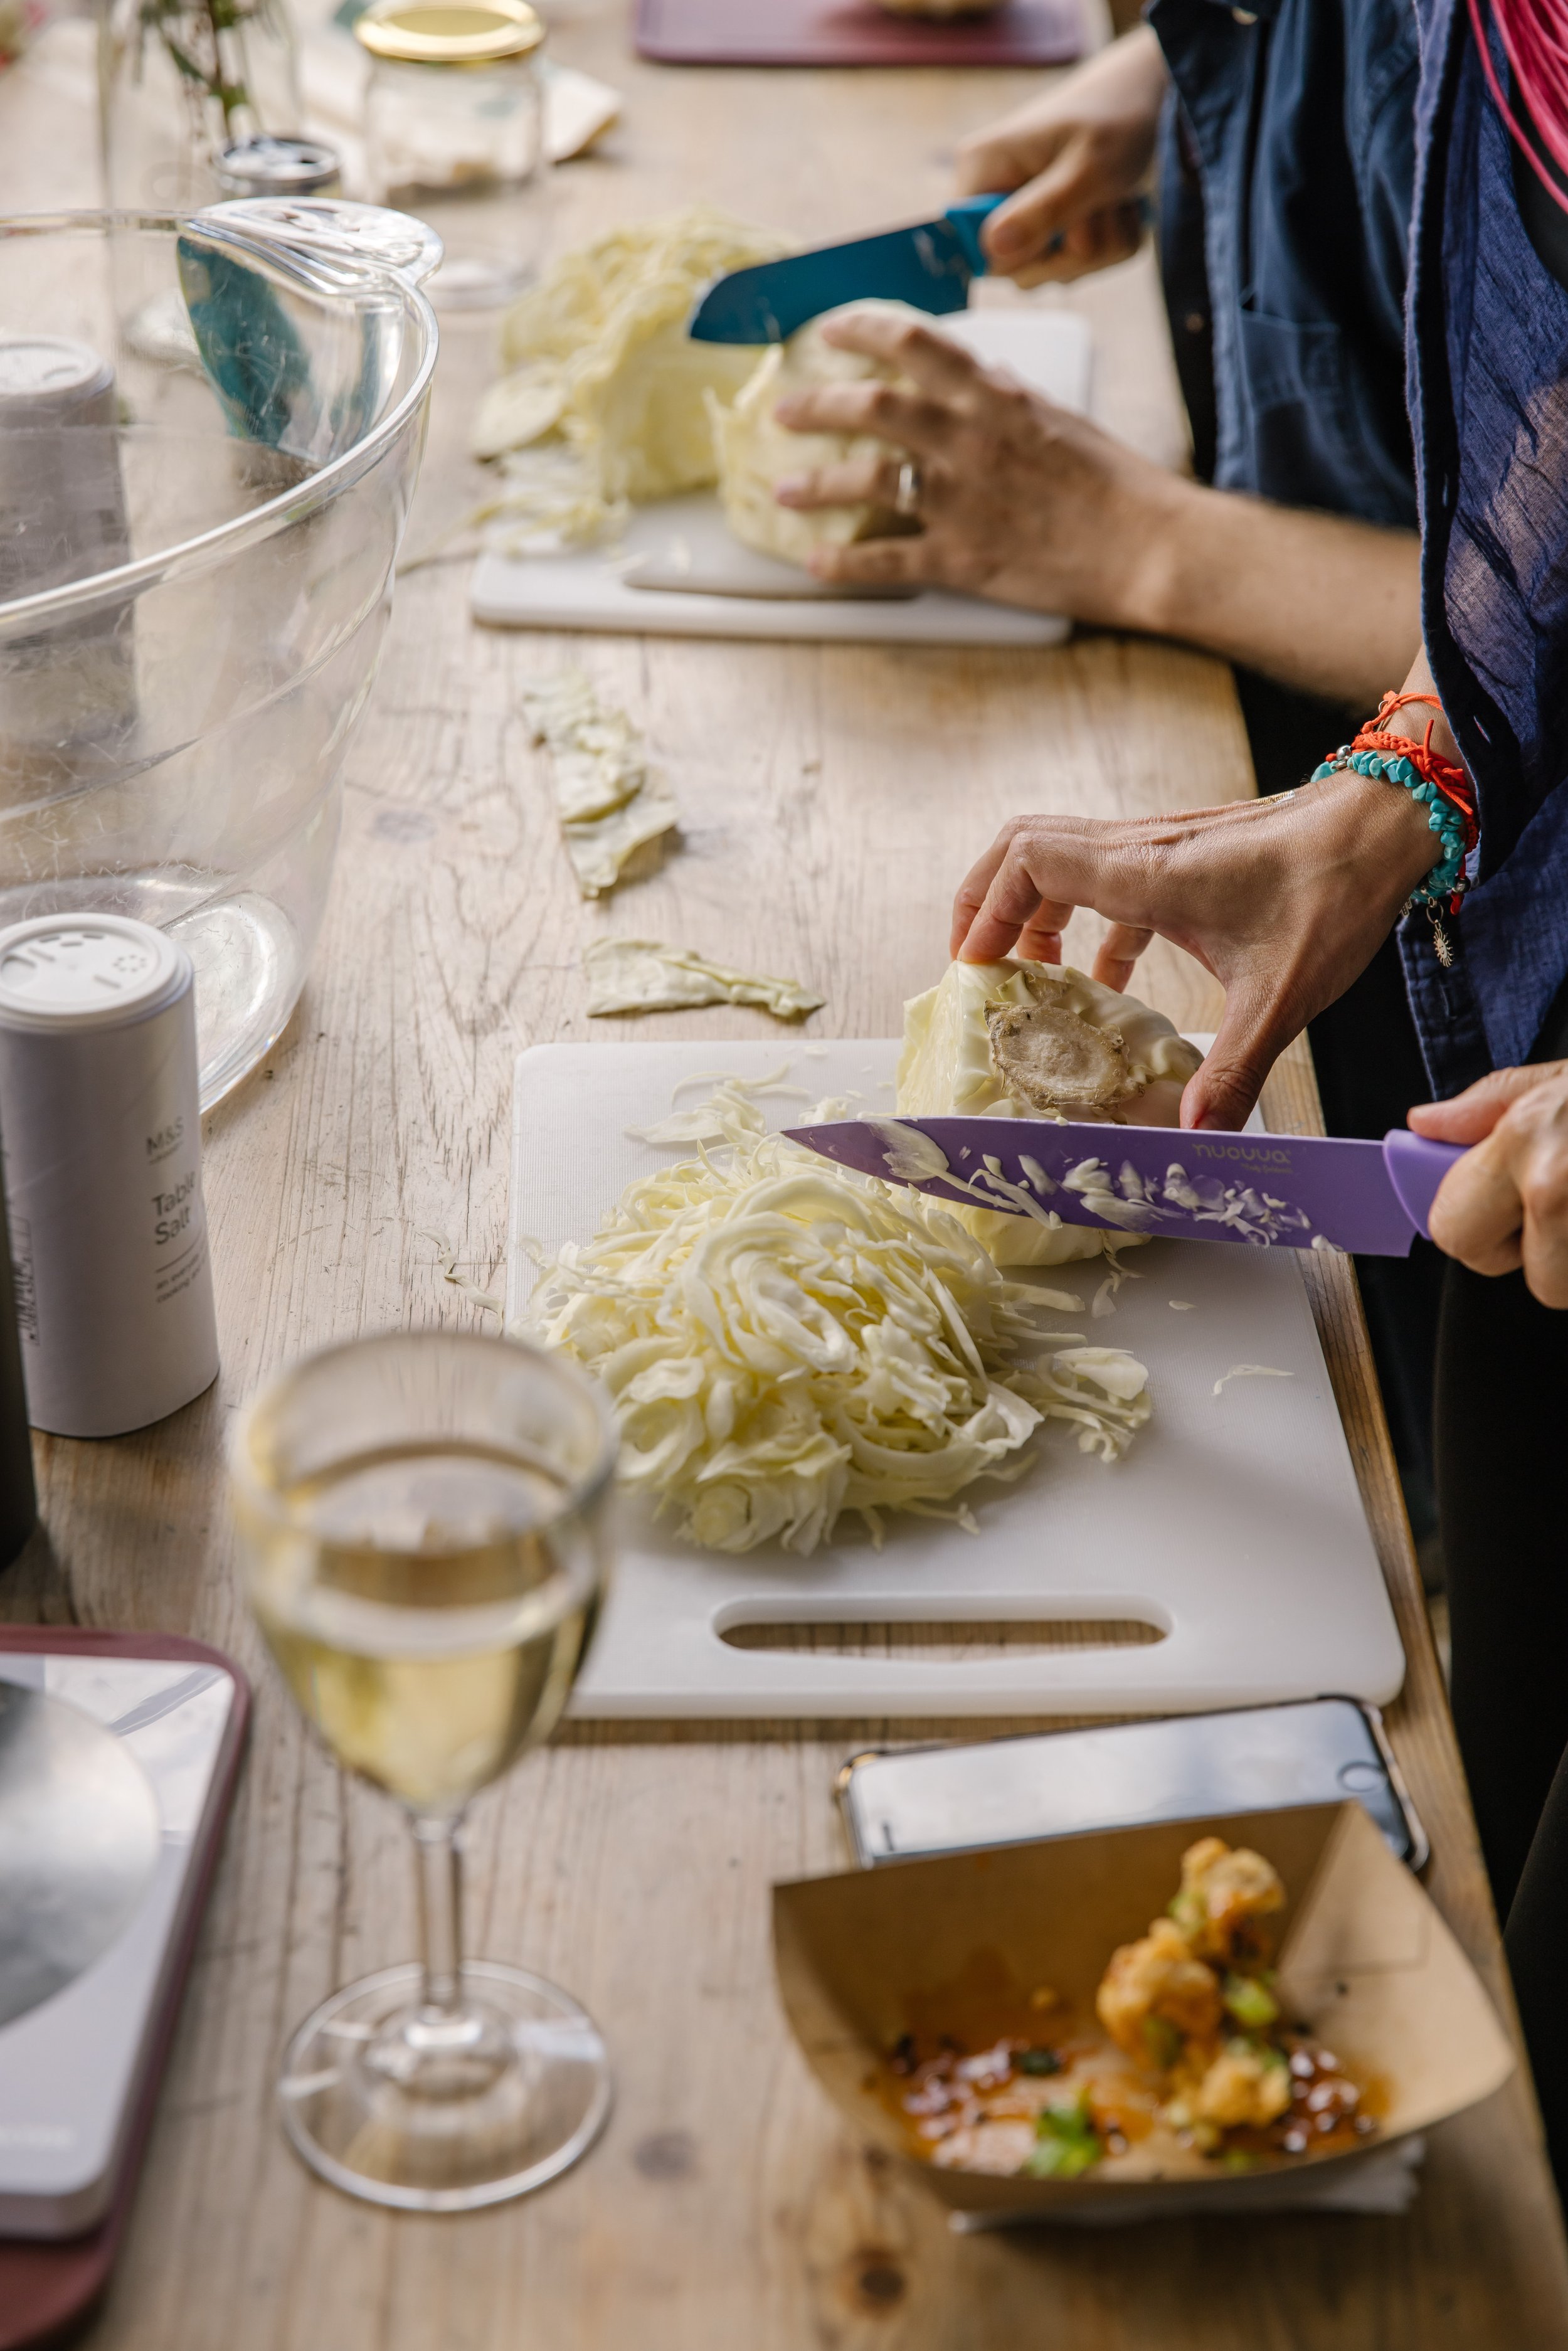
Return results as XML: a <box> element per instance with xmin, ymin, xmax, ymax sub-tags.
<box><xmin>6</xmin><ymin>7</ymin><xmax>1568</xmax><ymax>2343</ymax></box>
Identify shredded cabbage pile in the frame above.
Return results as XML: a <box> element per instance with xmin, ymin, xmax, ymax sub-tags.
<box><xmin>470</xmin><ymin>208</ymin><xmax>795</xmax><ymax>549</ymax></box>
<box><xmin>524</xmin><ymin>1085</ymin><xmax>1150</xmax><ymax>1556</ymax></box>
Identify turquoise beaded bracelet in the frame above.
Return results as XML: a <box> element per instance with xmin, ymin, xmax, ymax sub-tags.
<box><xmin>1310</xmin><ymin>745</ymin><xmax>1470</xmax><ymax>912</ymax></box>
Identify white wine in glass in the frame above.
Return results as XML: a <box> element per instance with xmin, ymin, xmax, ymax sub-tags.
<box><xmin>232</xmin><ymin>1330</ymin><xmax>617</xmax><ymax>2211</ymax></box>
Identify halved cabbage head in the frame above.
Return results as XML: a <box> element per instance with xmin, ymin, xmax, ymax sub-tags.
<box><xmin>473</xmin><ymin>207</ymin><xmax>795</xmax><ymax>506</ymax></box>
<box><xmin>896</xmin><ymin>960</ymin><xmax>1203</xmax><ymax>1266</ymax></box>
<box><xmin>709</xmin><ymin>299</ymin><xmax>928</xmax><ymax>569</ymax></box>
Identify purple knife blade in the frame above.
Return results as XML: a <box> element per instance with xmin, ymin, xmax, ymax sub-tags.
<box><xmin>782</xmin><ymin>1117</ymin><xmax>1464</xmax><ymax>1258</ymax></box>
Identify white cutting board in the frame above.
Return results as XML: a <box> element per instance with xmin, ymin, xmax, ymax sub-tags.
<box><xmin>470</xmin><ymin>310</ymin><xmax>1088</xmax><ymax>649</ymax></box>
<box><xmin>508</xmin><ymin>1041</ymin><xmax>1406</xmax><ymax>1719</ymax></box>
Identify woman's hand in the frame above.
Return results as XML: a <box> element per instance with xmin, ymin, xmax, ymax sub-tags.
<box><xmin>953</xmin><ymin>25</ymin><xmax>1167</xmax><ymax>284</ymax></box>
<box><xmin>773</xmin><ymin>308</ymin><xmax>1185</xmax><ymax>617</ymax></box>
<box><xmin>1409</xmin><ymin>1067</ymin><xmax>1568</xmax><ymax>1305</ymax></box>
<box><xmin>771</xmin><ymin>309</ymin><xmax>1422</xmax><ymax>706</ymax></box>
<box><xmin>951</xmin><ymin>774</ymin><xmax>1439</xmax><ymax>1130</ymax></box>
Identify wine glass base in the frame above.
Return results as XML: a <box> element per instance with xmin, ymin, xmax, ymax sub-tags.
<box><xmin>277</xmin><ymin>1960</ymin><xmax>611</xmax><ymax>2211</ymax></box>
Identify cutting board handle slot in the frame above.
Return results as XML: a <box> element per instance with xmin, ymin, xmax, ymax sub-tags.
<box><xmin>716</xmin><ymin>1616</ymin><xmax>1167</xmax><ymax>1659</ymax></box>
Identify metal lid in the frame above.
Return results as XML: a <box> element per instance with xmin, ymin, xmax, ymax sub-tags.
<box><xmin>0</xmin><ymin>916</ymin><xmax>191</xmax><ymax>1032</ymax></box>
<box><xmin>0</xmin><ymin>336</ymin><xmax>114</xmax><ymax>423</ymax></box>
<box><xmin>353</xmin><ymin>0</ymin><xmax>544</xmax><ymax>63</ymax></box>
<box><xmin>215</xmin><ymin>136</ymin><xmax>343</xmax><ymax>199</ymax></box>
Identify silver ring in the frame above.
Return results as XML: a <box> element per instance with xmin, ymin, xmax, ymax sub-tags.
<box><xmin>894</xmin><ymin>459</ymin><xmax>923</xmax><ymax>519</ymax></box>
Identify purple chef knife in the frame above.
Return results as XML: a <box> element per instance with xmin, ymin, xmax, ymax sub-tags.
<box><xmin>781</xmin><ymin>1117</ymin><xmax>1466</xmax><ymax>1256</ymax></box>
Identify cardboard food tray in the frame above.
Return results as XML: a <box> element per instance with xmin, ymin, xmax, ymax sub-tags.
<box><xmin>773</xmin><ymin>1801</ymin><xmax>1515</xmax><ymax>2221</ymax></box>
<box><xmin>634</xmin><ymin>0</ymin><xmax>1084</xmax><ymax>68</ymax></box>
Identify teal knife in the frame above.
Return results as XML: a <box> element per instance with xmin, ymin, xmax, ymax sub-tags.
<box><xmin>687</xmin><ymin>194</ymin><xmax>1007</xmax><ymax>344</ymax></box>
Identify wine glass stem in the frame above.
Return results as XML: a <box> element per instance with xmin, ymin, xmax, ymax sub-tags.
<box><xmin>411</xmin><ymin>1812</ymin><xmax>465</xmax><ymax>2016</ymax></box>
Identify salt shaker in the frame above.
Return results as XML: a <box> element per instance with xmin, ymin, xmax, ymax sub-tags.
<box><xmin>0</xmin><ymin>1125</ymin><xmax>34</xmax><ymax>1568</ymax></box>
<box><xmin>0</xmin><ymin>916</ymin><xmax>220</xmax><ymax>1439</ymax></box>
<box><xmin>215</xmin><ymin>136</ymin><xmax>343</xmax><ymax>200</ymax></box>
<box><xmin>0</xmin><ymin>334</ymin><xmax>135</xmax><ymax>777</ymax></box>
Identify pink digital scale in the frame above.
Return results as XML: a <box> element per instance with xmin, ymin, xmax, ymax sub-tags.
<box><xmin>0</xmin><ymin>1629</ymin><xmax>248</xmax><ymax>2350</ymax></box>
<box><xmin>634</xmin><ymin>0</ymin><xmax>1084</xmax><ymax>70</ymax></box>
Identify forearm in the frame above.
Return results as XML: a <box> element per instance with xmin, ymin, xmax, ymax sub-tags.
<box><xmin>1387</xmin><ymin>644</ymin><xmax>1461</xmax><ymax>761</ymax></box>
<box><xmin>1127</xmin><ymin>479</ymin><xmax>1422</xmax><ymax>708</ymax></box>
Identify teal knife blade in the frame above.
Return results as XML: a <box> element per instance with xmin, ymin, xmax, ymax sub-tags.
<box><xmin>686</xmin><ymin>196</ymin><xmax>1004</xmax><ymax>344</ymax></box>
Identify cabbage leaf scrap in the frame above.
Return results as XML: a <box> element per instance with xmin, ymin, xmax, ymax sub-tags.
<box><xmin>585</xmin><ymin>939</ymin><xmax>824</xmax><ymax>1021</ymax></box>
<box><xmin>521</xmin><ymin>672</ymin><xmax>679</xmax><ymax>897</ymax></box>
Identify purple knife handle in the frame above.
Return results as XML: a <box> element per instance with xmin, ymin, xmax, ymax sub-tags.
<box><xmin>1382</xmin><ymin>1129</ymin><xmax>1466</xmax><ymax>1240</ymax></box>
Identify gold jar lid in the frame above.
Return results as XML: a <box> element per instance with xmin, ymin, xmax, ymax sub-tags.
<box><xmin>354</xmin><ymin>0</ymin><xmax>544</xmax><ymax>65</ymax></box>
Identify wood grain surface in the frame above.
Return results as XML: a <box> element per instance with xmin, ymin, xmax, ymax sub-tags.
<box><xmin>5</xmin><ymin>4</ymin><xmax>1568</xmax><ymax>2343</ymax></box>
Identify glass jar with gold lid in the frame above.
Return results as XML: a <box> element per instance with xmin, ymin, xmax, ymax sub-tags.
<box><xmin>354</xmin><ymin>0</ymin><xmax>549</xmax><ymax>309</ymax></box>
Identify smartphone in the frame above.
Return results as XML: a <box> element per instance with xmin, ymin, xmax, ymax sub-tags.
<box><xmin>836</xmin><ymin>1697</ymin><xmax>1428</xmax><ymax>1872</ymax></box>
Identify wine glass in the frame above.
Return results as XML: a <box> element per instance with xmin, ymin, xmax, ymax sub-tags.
<box><xmin>230</xmin><ymin>1328</ymin><xmax>617</xmax><ymax>2211</ymax></box>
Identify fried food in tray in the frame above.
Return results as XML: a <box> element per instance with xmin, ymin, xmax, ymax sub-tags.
<box><xmin>883</xmin><ymin>1836</ymin><xmax>1381</xmax><ymax>2180</ymax></box>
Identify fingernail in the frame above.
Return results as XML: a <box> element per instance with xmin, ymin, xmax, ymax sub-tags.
<box><xmin>774</xmin><ymin>475</ymin><xmax>807</xmax><ymax>503</ymax></box>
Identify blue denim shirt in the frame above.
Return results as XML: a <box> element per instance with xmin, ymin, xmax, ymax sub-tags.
<box><xmin>1404</xmin><ymin>0</ymin><xmax>1568</xmax><ymax>1093</ymax></box>
<box><xmin>1148</xmin><ymin>0</ymin><xmax>1420</xmax><ymax>527</ymax></box>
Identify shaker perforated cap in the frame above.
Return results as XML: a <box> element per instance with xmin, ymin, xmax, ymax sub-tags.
<box><xmin>215</xmin><ymin>136</ymin><xmax>343</xmax><ymax>199</ymax></box>
<box><xmin>0</xmin><ymin>916</ymin><xmax>191</xmax><ymax>1032</ymax></box>
<box><xmin>0</xmin><ymin>337</ymin><xmax>115</xmax><ymax>427</ymax></box>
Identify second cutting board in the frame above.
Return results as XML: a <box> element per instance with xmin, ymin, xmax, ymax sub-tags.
<box><xmin>507</xmin><ymin>1041</ymin><xmax>1404</xmax><ymax>1719</ymax></box>
<box><xmin>471</xmin><ymin>310</ymin><xmax>1087</xmax><ymax>649</ymax></box>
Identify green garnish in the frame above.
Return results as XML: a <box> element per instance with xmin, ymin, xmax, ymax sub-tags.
<box><xmin>1022</xmin><ymin>2089</ymin><xmax>1103</xmax><ymax>2180</ymax></box>
<box><xmin>1166</xmin><ymin>1890</ymin><xmax>1204</xmax><ymax>1939</ymax></box>
<box><xmin>1222</xmin><ymin>1973</ymin><xmax>1280</xmax><ymax>2030</ymax></box>
<box><xmin>1142</xmin><ymin>2015</ymin><xmax>1181</xmax><ymax>2069</ymax></box>
<box><xmin>1016</xmin><ymin>2047</ymin><xmax>1061</xmax><ymax>2077</ymax></box>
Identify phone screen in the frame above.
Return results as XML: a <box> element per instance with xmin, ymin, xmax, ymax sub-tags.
<box><xmin>838</xmin><ymin>1699</ymin><xmax>1423</xmax><ymax>1871</ymax></box>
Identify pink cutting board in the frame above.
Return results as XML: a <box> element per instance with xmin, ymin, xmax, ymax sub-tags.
<box><xmin>635</xmin><ymin>0</ymin><xmax>1083</xmax><ymax>68</ymax></box>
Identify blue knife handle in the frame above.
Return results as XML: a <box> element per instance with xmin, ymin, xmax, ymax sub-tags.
<box><xmin>943</xmin><ymin>193</ymin><xmax>1007</xmax><ymax>277</ymax></box>
<box><xmin>1382</xmin><ymin>1129</ymin><xmax>1466</xmax><ymax>1239</ymax></box>
<box><xmin>952</xmin><ymin>189</ymin><xmax>1156</xmax><ymax>269</ymax></box>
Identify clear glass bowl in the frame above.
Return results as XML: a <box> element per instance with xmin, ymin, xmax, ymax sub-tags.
<box><xmin>0</xmin><ymin>202</ymin><xmax>440</xmax><ymax>1107</ymax></box>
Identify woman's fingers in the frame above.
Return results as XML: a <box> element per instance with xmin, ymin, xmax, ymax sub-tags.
<box><xmin>999</xmin><ymin>200</ymin><xmax>1146</xmax><ymax>284</ymax></box>
<box><xmin>807</xmin><ymin>534</ymin><xmax>931</xmax><ymax>587</ymax></box>
<box><xmin>1414</xmin><ymin>1062</ymin><xmax>1568</xmax><ymax>1296</ymax></box>
<box><xmin>1456</xmin><ymin>1080</ymin><xmax>1568</xmax><ymax>1303</ymax></box>
<box><xmin>1091</xmin><ymin>920</ymin><xmax>1153</xmax><ymax>995</ymax></box>
<box><xmin>1010</xmin><ymin>911</ymin><xmax>1065</xmax><ymax>963</ymax></box>
<box><xmin>953</xmin><ymin>826</ymin><xmax>1096</xmax><ymax>964</ymax></box>
<box><xmin>1180</xmin><ymin>980</ymin><xmax>1293</xmax><ymax>1132</ymax></box>
<box><xmin>1523</xmin><ymin>1199</ymin><xmax>1568</xmax><ymax>1308</ymax></box>
<box><xmin>771</xmin><ymin>378</ymin><xmax>954</xmax><ymax>453</ymax></box>
<box><xmin>816</xmin><ymin>308</ymin><xmax>988</xmax><ymax>397</ymax></box>
<box><xmin>951</xmin><ymin>832</ymin><xmax>1012</xmax><ymax>958</ymax></box>
<box><xmin>1427</xmin><ymin>1130</ymin><xmax>1532</xmax><ymax>1275</ymax></box>
<box><xmin>980</xmin><ymin>148</ymin><xmax>1106</xmax><ymax>275</ymax></box>
<box><xmin>774</xmin><ymin>455</ymin><xmax>901</xmax><ymax>511</ymax></box>
<box><xmin>1407</xmin><ymin>1059</ymin><xmax>1568</xmax><ymax>1145</ymax></box>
